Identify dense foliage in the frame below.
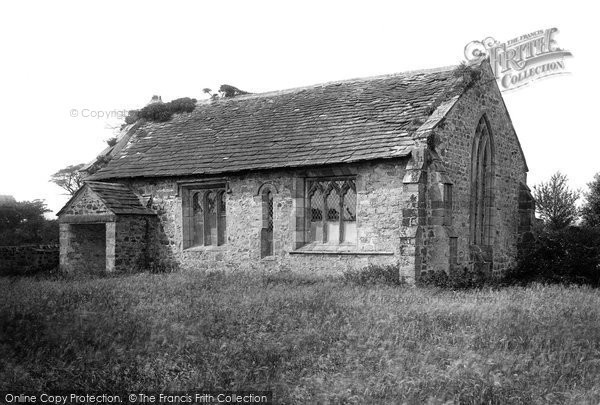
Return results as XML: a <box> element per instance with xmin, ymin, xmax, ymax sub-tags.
<box><xmin>134</xmin><ymin>97</ymin><xmax>197</xmax><ymax>123</ymax></box>
<box><xmin>510</xmin><ymin>226</ymin><xmax>600</xmax><ymax>286</ymax></box>
<box><xmin>0</xmin><ymin>199</ymin><xmax>58</xmax><ymax>246</ymax></box>
<box><xmin>532</xmin><ymin>172</ymin><xmax>580</xmax><ymax>229</ymax></box>
<box><xmin>581</xmin><ymin>173</ymin><xmax>600</xmax><ymax>228</ymax></box>
<box><xmin>418</xmin><ymin>266</ymin><xmax>491</xmax><ymax>289</ymax></box>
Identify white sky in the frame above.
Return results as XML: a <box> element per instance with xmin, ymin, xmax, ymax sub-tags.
<box><xmin>0</xmin><ymin>0</ymin><xmax>596</xmax><ymax>216</ymax></box>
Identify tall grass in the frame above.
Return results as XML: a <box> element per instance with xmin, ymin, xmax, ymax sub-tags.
<box><xmin>1</xmin><ymin>270</ymin><xmax>600</xmax><ymax>404</ymax></box>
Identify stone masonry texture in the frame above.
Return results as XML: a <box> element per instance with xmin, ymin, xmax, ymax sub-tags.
<box><xmin>419</xmin><ymin>63</ymin><xmax>529</xmax><ymax>276</ymax></box>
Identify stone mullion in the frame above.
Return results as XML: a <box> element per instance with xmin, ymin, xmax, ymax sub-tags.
<box><xmin>338</xmin><ymin>189</ymin><xmax>344</xmax><ymax>243</ymax></box>
<box><xmin>106</xmin><ymin>222</ymin><xmax>116</xmax><ymax>272</ymax></box>
<box><xmin>322</xmin><ymin>184</ymin><xmax>329</xmax><ymax>243</ymax></box>
<box><xmin>203</xmin><ymin>191</ymin><xmax>211</xmax><ymax>246</ymax></box>
<box><xmin>215</xmin><ymin>192</ymin><xmax>219</xmax><ymax>246</ymax></box>
<box><xmin>181</xmin><ymin>188</ymin><xmax>191</xmax><ymax>249</ymax></box>
<box><xmin>305</xmin><ymin>192</ymin><xmax>311</xmax><ymax>245</ymax></box>
<box><xmin>216</xmin><ymin>191</ymin><xmax>223</xmax><ymax>246</ymax></box>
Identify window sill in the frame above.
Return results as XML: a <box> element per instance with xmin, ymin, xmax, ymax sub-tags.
<box><xmin>290</xmin><ymin>244</ymin><xmax>394</xmax><ymax>256</ymax></box>
<box><xmin>184</xmin><ymin>245</ymin><xmax>227</xmax><ymax>252</ymax></box>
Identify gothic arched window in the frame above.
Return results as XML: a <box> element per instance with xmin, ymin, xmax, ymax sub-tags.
<box><xmin>470</xmin><ymin>116</ymin><xmax>494</xmax><ymax>246</ymax></box>
<box><xmin>260</xmin><ymin>188</ymin><xmax>274</xmax><ymax>258</ymax></box>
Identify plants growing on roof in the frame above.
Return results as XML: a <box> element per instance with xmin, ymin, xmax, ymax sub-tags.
<box><xmin>125</xmin><ymin>97</ymin><xmax>198</xmax><ymax>124</ymax></box>
<box><xmin>218</xmin><ymin>84</ymin><xmax>250</xmax><ymax>98</ymax></box>
<box><xmin>452</xmin><ymin>61</ymin><xmax>483</xmax><ymax>89</ymax></box>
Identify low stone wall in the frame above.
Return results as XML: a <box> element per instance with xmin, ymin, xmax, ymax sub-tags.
<box><xmin>0</xmin><ymin>244</ymin><xmax>59</xmax><ymax>276</ymax></box>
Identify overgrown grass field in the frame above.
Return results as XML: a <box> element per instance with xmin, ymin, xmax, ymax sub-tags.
<box><xmin>1</xmin><ymin>270</ymin><xmax>600</xmax><ymax>404</ymax></box>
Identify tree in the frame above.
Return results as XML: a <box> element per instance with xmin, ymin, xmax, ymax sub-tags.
<box><xmin>219</xmin><ymin>84</ymin><xmax>250</xmax><ymax>98</ymax></box>
<box><xmin>50</xmin><ymin>163</ymin><xmax>85</xmax><ymax>195</ymax></box>
<box><xmin>581</xmin><ymin>173</ymin><xmax>600</xmax><ymax>228</ymax></box>
<box><xmin>0</xmin><ymin>199</ymin><xmax>58</xmax><ymax>246</ymax></box>
<box><xmin>532</xmin><ymin>172</ymin><xmax>580</xmax><ymax>230</ymax></box>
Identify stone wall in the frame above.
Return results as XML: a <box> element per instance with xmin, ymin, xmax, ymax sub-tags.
<box><xmin>60</xmin><ymin>223</ymin><xmax>107</xmax><ymax>274</ymax></box>
<box><xmin>423</xmin><ymin>63</ymin><xmax>530</xmax><ymax>275</ymax></box>
<box><xmin>123</xmin><ymin>158</ymin><xmax>418</xmax><ymax>280</ymax></box>
<box><xmin>0</xmin><ymin>244</ymin><xmax>59</xmax><ymax>275</ymax></box>
<box><xmin>115</xmin><ymin>215</ymin><xmax>153</xmax><ymax>271</ymax></box>
<box><xmin>61</xmin><ymin>187</ymin><xmax>110</xmax><ymax>215</ymax></box>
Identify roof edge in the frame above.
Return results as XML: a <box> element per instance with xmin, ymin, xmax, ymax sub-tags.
<box><xmin>192</xmin><ymin>64</ymin><xmax>460</xmax><ymax>105</ymax></box>
<box><xmin>480</xmin><ymin>60</ymin><xmax>529</xmax><ymax>172</ymax></box>
<box><xmin>56</xmin><ymin>185</ymin><xmax>89</xmax><ymax>217</ymax></box>
<box><xmin>87</xmin><ymin>154</ymin><xmax>415</xmax><ymax>182</ymax></box>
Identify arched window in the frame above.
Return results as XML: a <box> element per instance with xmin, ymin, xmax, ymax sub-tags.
<box><xmin>183</xmin><ymin>186</ymin><xmax>227</xmax><ymax>249</ymax></box>
<box><xmin>261</xmin><ymin>188</ymin><xmax>274</xmax><ymax>257</ymax></box>
<box><xmin>470</xmin><ymin>116</ymin><xmax>494</xmax><ymax>246</ymax></box>
<box><xmin>307</xmin><ymin>178</ymin><xmax>357</xmax><ymax>244</ymax></box>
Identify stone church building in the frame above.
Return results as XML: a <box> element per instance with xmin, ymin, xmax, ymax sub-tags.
<box><xmin>57</xmin><ymin>60</ymin><xmax>534</xmax><ymax>282</ymax></box>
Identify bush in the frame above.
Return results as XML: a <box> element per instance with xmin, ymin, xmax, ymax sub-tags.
<box><xmin>510</xmin><ymin>226</ymin><xmax>600</xmax><ymax>286</ymax></box>
<box><xmin>0</xmin><ymin>200</ymin><xmax>58</xmax><ymax>246</ymax></box>
<box><xmin>452</xmin><ymin>61</ymin><xmax>482</xmax><ymax>89</ymax></box>
<box><xmin>124</xmin><ymin>110</ymin><xmax>139</xmax><ymax>125</ymax></box>
<box><xmin>168</xmin><ymin>97</ymin><xmax>196</xmax><ymax>114</ymax></box>
<box><xmin>138</xmin><ymin>102</ymin><xmax>173</xmax><ymax>122</ymax></box>
<box><xmin>136</xmin><ymin>97</ymin><xmax>197</xmax><ymax>123</ymax></box>
<box><xmin>343</xmin><ymin>264</ymin><xmax>404</xmax><ymax>285</ymax></box>
<box><xmin>418</xmin><ymin>266</ymin><xmax>490</xmax><ymax>289</ymax></box>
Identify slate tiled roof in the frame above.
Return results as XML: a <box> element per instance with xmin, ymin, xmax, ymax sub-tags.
<box><xmin>57</xmin><ymin>181</ymin><xmax>154</xmax><ymax>216</ymax></box>
<box><xmin>84</xmin><ymin>182</ymin><xmax>154</xmax><ymax>215</ymax></box>
<box><xmin>90</xmin><ymin>66</ymin><xmax>463</xmax><ymax>180</ymax></box>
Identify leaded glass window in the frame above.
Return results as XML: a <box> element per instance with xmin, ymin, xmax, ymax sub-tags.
<box><xmin>186</xmin><ymin>187</ymin><xmax>226</xmax><ymax>248</ymax></box>
<box><xmin>261</xmin><ymin>189</ymin><xmax>274</xmax><ymax>258</ymax></box>
<box><xmin>192</xmin><ymin>192</ymin><xmax>204</xmax><ymax>247</ymax></box>
<box><xmin>217</xmin><ymin>191</ymin><xmax>226</xmax><ymax>246</ymax></box>
<box><xmin>470</xmin><ymin>116</ymin><xmax>494</xmax><ymax>246</ymax></box>
<box><xmin>205</xmin><ymin>191</ymin><xmax>217</xmax><ymax>246</ymax></box>
<box><xmin>307</xmin><ymin>178</ymin><xmax>357</xmax><ymax>244</ymax></box>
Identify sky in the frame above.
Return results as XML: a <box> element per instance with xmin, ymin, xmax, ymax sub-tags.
<box><xmin>0</xmin><ymin>0</ymin><xmax>596</xmax><ymax>216</ymax></box>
